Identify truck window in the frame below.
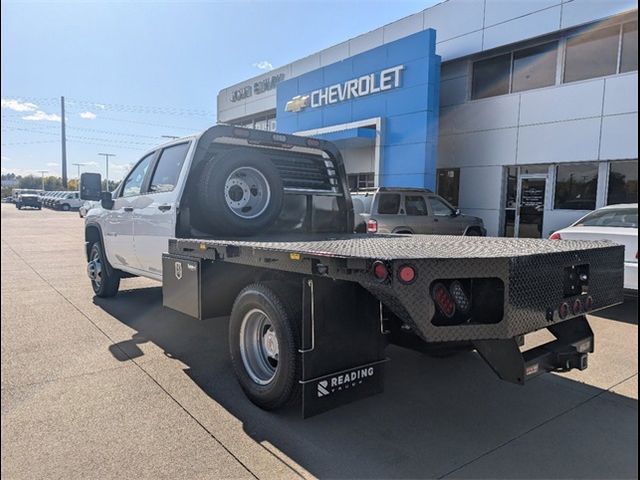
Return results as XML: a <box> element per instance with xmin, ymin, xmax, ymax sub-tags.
<box><xmin>377</xmin><ymin>194</ymin><xmax>401</xmax><ymax>214</ymax></box>
<box><xmin>122</xmin><ymin>153</ymin><xmax>154</xmax><ymax>197</ymax></box>
<box><xmin>405</xmin><ymin>195</ymin><xmax>428</xmax><ymax>216</ymax></box>
<box><xmin>149</xmin><ymin>142</ymin><xmax>190</xmax><ymax>193</ymax></box>
<box><xmin>429</xmin><ymin>196</ymin><xmax>455</xmax><ymax>216</ymax></box>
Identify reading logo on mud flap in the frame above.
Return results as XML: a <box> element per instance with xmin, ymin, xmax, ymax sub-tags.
<box><xmin>316</xmin><ymin>367</ymin><xmax>375</xmax><ymax>397</ymax></box>
<box><xmin>174</xmin><ymin>261</ymin><xmax>182</xmax><ymax>280</ymax></box>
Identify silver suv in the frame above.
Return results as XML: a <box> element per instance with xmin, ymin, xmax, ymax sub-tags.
<box><xmin>352</xmin><ymin>188</ymin><xmax>486</xmax><ymax>236</ymax></box>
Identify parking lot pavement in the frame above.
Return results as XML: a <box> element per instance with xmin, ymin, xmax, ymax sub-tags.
<box><xmin>1</xmin><ymin>203</ymin><xmax>637</xmax><ymax>479</ymax></box>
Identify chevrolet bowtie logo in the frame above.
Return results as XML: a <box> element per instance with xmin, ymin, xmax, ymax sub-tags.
<box><xmin>284</xmin><ymin>95</ymin><xmax>310</xmax><ymax>113</ymax></box>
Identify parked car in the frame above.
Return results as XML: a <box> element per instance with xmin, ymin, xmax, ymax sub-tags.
<box><xmin>351</xmin><ymin>187</ymin><xmax>486</xmax><ymax>235</ymax></box>
<box><xmin>42</xmin><ymin>191</ymin><xmax>60</xmax><ymax>208</ymax></box>
<box><xmin>550</xmin><ymin>203</ymin><xmax>638</xmax><ymax>292</ymax></box>
<box><xmin>79</xmin><ymin>200</ymin><xmax>98</xmax><ymax>218</ymax></box>
<box><xmin>52</xmin><ymin>191</ymin><xmax>83</xmax><ymax>211</ymax></box>
<box><xmin>15</xmin><ymin>192</ymin><xmax>42</xmax><ymax>210</ymax></box>
<box><xmin>45</xmin><ymin>191</ymin><xmax>65</xmax><ymax>208</ymax></box>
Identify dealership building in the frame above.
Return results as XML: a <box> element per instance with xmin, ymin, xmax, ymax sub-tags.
<box><xmin>217</xmin><ymin>0</ymin><xmax>638</xmax><ymax>237</ymax></box>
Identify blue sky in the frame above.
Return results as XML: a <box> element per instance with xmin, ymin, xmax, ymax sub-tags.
<box><xmin>1</xmin><ymin>0</ymin><xmax>436</xmax><ymax>181</ymax></box>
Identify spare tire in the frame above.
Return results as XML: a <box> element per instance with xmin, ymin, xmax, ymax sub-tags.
<box><xmin>196</xmin><ymin>150</ymin><xmax>283</xmax><ymax>236</ymax></box>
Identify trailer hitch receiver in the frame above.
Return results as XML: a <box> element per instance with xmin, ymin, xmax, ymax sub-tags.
<box><xmin>473</xmin><ymin>316</ymin><xmax>593</xmax><ymax>385</ymax></box>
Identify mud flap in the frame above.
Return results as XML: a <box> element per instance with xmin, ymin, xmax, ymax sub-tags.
<box><xmin>473</xmin><ymin>316</ymin><xmax>594</xmax><ymax>385</ymax></box>
<box><xmin>299</xmin><ymin>277</ymin><xmax>388</xmax><ymax>418</ymax></box>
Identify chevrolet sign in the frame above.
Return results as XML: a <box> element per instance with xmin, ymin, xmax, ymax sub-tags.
<box><xmin>284</xmin><ymin>65</ymin><xmax>404</xmax><ymax>113</ymax></box>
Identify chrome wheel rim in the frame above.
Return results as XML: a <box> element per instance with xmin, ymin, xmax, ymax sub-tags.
<box><xmin>239</xmin><ymin>308</ymin><xmax>279</xmax><ymax>385</ymax></box>
<box><xmin>87</xmin><ymin>248</ymin><xmax>103</xmax><ymax>288</ymax></box>
<box><xmin>224</xmin><ymin>167</ymin><xmax>271</xmax><ymax>220</ymax></box>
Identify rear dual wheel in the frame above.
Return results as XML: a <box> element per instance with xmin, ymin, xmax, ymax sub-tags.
<box><xmin>229</xmin><ymin>282</ymin><xmax>300</xmax><ymax>410</ymax></box>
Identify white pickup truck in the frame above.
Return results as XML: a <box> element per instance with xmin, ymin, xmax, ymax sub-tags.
<box><xmin>80</xmin><ymin>125</ymin><xmax>624</xmax><ymax>417</ymax></box>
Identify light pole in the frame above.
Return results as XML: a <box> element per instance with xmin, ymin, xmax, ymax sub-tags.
<box><xmin>98</xmin><ymin>153</ymin><xmax>115</xmax><ymax>191</ymax></box>
<box><xmin>37</xmin><ymin>170</ymin><xmax>48</xmax><ymax>191</ymax></box>
<box><xmin>71</xmin><ymin>163</ymin><xmax>87</xmax><ymax>190</ymax></box>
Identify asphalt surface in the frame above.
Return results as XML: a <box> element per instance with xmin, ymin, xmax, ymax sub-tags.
<box><xmin>1</xmin><ymin>202</ymin><xmax>638</xmax><ymax>479</ymax></box>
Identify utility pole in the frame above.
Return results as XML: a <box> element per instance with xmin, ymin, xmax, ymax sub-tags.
<box><xmin>71</xmin><ymin>163</ymin><xmax>87</xmax><ymax>190</ymax></box>
<box><xmin>37</xmin><ymin>170</ymin><xmax>48</xmax><ymax>191</ymax></box>
<box><xmin>98</xmin><ymin>153</ymin><xmax>115</xmax><ymax>191</ymax></box>
<box><xmin>61</xmin><ymin>96</ymin><xmax>68</xmax><ymax>188</ymax></box>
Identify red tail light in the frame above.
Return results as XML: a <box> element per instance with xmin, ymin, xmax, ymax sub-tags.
<box><xmin>367</xmin><ymin>219</ymin><xmax>378</xmax><ymax>233</ymax></box>
<box><xmin>432</xmin><ymin>282</ymin><xmax>456</xmax><ymax>318</ymax></box>
<box><xmin>398</xmin><ymin>265</ymin><xmax>416</xmax><ymax>284</ymax></box>
<box><xmin>372</xmin><ymin>261</ymin><xmax>388</xmax><ymax>282</ymax></box>
<box><xmin>549</xmin><ymin>232</ymin><xmax>562</xmax><ymax>240</ymax></box>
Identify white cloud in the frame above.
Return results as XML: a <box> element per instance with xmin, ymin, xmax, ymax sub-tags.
<box><xmin>252</xmin><ymin>60</ymin><xmax>274</xmax><ymax>71</ymax></box>
<box><xmin>79</xmin><ymin>111</ymin><xmax>97</xmax><ymax>120</ymax></box>
<box><xmin>46</xmin><ymin>162</ymin><xmax>59</xmax><ymax>167</ymax></box>
<box><xmin>1</xmin><ymin>98</ymin><xmax>38</xmax><ymax>112</ymax></box>
<box><xmin>94</xmin><ymin>103</ymin><xmax>106</xmax><ymax>110</ymax></box>
<box><xmin>22</xmin><ymin>110</ymin><xmax>61</xmax><ymax>122</ymax></box>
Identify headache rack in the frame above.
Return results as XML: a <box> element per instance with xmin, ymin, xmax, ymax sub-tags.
<box><xmin>193</xmin><ymin>125</ymin><xmax>346</xmax><ymax>196</ymax></box>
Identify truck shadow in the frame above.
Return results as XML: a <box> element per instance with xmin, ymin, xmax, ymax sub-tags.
<box><xmin>95</xmin><ymin>286</ymin><xmax>638</xmax><ymax>479</ymax></box>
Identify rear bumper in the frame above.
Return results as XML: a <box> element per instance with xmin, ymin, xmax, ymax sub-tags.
<box><xmin>624</xmin><ymin>262</ymin><xmax>637</xmax><ymax>291</ymax></box>
<box><xmin>366</xmin><ymin>244</ymin><xmax>625</xmax><ymax>343</ymax></box>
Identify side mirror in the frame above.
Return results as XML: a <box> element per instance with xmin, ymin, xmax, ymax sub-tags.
<box><xmin>101</xmin><ymin>191</ymin><xmax>114</xmax><ymax>210</ymax></box>
<box><xmin>453</xmin><ymin>209</ymin><xmax>461</xmax><ymax>217</ymax></box>
<box><xmin>80</xmin><ymin>173</ymin><xmax>102</xmax><ymax>200</ymax></box>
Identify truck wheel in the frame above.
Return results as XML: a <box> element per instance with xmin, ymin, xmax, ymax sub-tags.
<box><xmin>61</xmin><ymin>204</ymin><xmax>70</xmax><ymax>211</ymax></box>
<box><xmin>229</xmin><ymin>282</ymin><xmax>300</xmax><ymax>410</ymax></box>
<box><xmin>87</xmin><ymin>241</ymin><xmax>120</xmax><ymax>297</ymax></box>
<box><xmin>196</xmin><ymin>151</ymin><xmax>283</xmax><ymax>236</ymax></box>
<box><xmin>16</xmin><ymin>204</ymin><xmax>22</xmax><ymax>210</ymax></box>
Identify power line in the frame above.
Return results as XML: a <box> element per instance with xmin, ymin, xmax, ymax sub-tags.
<box><xmin>2</xmin><ymin>126</ymin><xmax>157</xmax><ymax>146</ymax></box>
<box><xmin>1</xmin><ymin>140</ymin><xmax>59</xmax><ymax>146</ymax></box>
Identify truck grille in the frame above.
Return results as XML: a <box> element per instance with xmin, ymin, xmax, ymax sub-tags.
<box><xmin>271</xmin><ymin>156</ymin><xmax>338</xmax><ymax>192</ymax></box>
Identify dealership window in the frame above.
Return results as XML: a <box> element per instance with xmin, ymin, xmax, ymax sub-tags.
<box><xmin>554</xmin><ymin>163</ymin><xmax>599</xmax><ymax>210</ymax></box>
<box><xmin>621</xmin><ymin>21</ymin><xmax>638</xmax><ymax>73</ymax></box>
<box><xmin>348</xmin><ymin>172</ymin><xmax>374</xmax><ymax>191</ymax></box>
<box><xmin>472</xmin><ymin>41</ymin><xmax>558</xmax><ymax>100</ymax></box>
<box><xmin>511</xmin><ymin>42</ymin><xmax>558</xmax><ymax>93</ymax></box>
<box><xmin>436</xmin><ymin>168</ymin><xmax>460</xmax><ymax>207</ymax></box>
<box><xmin>472</xmin><ymin>53</ymin><xmax>511</xmax><ymax>99</ymax></box>
<box><xmin>471</xmin><ymin>16</ymin><xmax>637</xmax><ymax>101</ymax></box>
<box><xmin>607</xmin><ymin>160</ymin><xmax>638</xmax><ymax>205</ymax></box>
<box><xmin>564</xmin><ymin>25</ymin><xmax>620</xmax><ymax>83</ymax></box>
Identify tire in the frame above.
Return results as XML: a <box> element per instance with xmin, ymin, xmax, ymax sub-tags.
<box><xmin>465</xmin><ymin>228</ymin><xmax>482</xmax><ymax>236</ymax></box>
<box><xmin>16</xmin><ymin>204</ymin><xmax>22</xmax><ymax>210</ymax></box>
<box><xmin>61</xmin><ymin>204</ymin><xmax>70</xmax><ymax>211</ymax></box>
<box><xmin>229</xmin><ymin>282</ymin><xmax>301</xmax><ymax>410</ymax></box>
<box><xmin>87</xmin><ymin>241</ymin><xmax>120</xmax><ymax>297</ymax></box>
<box><xmin>196</xmin><ymin>150</ymin><xmax>283</xmax><ymax>236</ymax></box>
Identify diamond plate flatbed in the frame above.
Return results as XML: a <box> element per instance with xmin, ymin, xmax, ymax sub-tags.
<box><xmin>171</xmin><ymin>233</ymin><xmax>618</xmax><ymax>259</ymax></box>
<box><xmin>169</xmin><ymin>233</ymin><xmax>624</xmax><ymax>342</ymax></box>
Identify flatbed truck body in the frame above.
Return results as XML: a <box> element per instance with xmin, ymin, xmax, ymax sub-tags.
<box><xmin>80</xmin><ymin>126</ymin><xmax>625</xmax><ymax>417</ymax></box>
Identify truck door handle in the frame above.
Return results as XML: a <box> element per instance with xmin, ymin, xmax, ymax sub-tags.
<box><xmin>124</xmin><ymin>207</ymin><xmax>134</xmax><ymax>212</ymax></box>
<box><xmin>158</xmin><ymin>205</ymin><xmax>171</xmax><ymax>212</ymax></box>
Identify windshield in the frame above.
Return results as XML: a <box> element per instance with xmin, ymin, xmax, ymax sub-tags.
<box><xmin>574</xmin><ymin>207</ymin><xmax>638</xmax><ymax>228</ymax></box>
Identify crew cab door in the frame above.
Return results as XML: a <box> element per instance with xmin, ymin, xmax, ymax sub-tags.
<box><xmin>132</xmin><ymin>141</ymin><xmax>191</xmax><ymax>276</ymax></box>
<box><xmin>103</xmin><ymin>152</ymin><xmax>155</xmax><ymax>270</ymax></box>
